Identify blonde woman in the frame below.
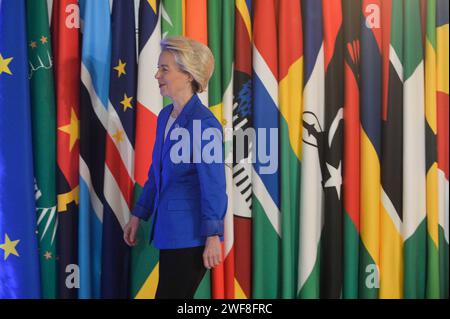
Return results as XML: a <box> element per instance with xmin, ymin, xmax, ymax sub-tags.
<box><xmin>123</xmin><ymin>37</ymin><xmax>227</xmax><ymax>299</ymax></box>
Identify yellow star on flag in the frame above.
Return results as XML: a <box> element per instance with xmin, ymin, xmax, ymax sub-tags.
<box><xmin>40</xmin><ymin>36</ymin><xmax>48</xmax><ymax>44</ymax></box>
<box><xmin>0</xmin><ymin>234</ymin><xmax>20</xmax><ymax>260</ymax></box>
<box><xmin>0</xmin><ymin>53</ymin><xmax>13</xmax><ymax>75</ymax></box>
<box><xmin>120</xmin><ymin>94</ymin><xmax>134</xmax><ymax>112</ymax></box>
<box><xmin>112</xmin><ymin>129</ymin><xmax>124</xmax><ymax>143</ymax></box>
<box><xmin>58</xmin><ymin>108</ymin><xmax>79</xmax><ymax>152</ymax></box>
<box><xmin>30</xmin><ymin>41</ymin><xmax>37</xmax><ymax>49</ymax></box>
<box><xmin>44</xmin><ymin>251</ymin><xmax>52</xmax><ymax>260</ymax></box>
<box><xmin>114</xmin><ymin>59</ymin><xmax>127</xmax><ymax>78</ymax></box>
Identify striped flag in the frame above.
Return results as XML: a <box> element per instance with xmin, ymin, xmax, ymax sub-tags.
<box><xmin>298</xmin><ymin>0</ymin><xmax>325</xmax><ymax>299</ymax></box>
<box><xmin>131</xmin><ymin>0</ymin><xmax>162</xmax><ymax>299</ymax></box>
<box><xmin>208</xmin><ymin>0</ymin><xmax>235</xmax><ymax>299</ymax></box>
<box><xmin>252</xmin><ymin>0</ymin><xmax>280</xmax><ymax>299</ymax></box>
<box><xmin>185</xmin><ymin>0</ymin><xmax>208</xmax><ymax>106</ymax></box>
<box><xmin>78</xmin><ymin>0</ymin><xmax>111</xmax><ymax>298</ymax></box>
<box><xmin>233</xmin><ymin>0</ymin><xmax>253</xmax><ymax>299</ymax></box>
<box><xmin>184</xmin><ymin>1</ymin><xmax>213</xmax><ymax>298</ymax></box>
<box><xmin>359</xmin><ymin>0</ymin><xmax>382</xmax><ymax>299</ymax></box>
<box><xmin>278</xmin><ymin>0</ymin><xmax>303</xmax><ymax>299</ymax></box>
<box><xmin>436</xmin><ymin>0</ymin><xmax>449</xmax><ymax>299</ymax></box>
<box><xmin>0</xmin><ymin>0</ymin><xmax>41</xmax><ymax>298</ymax></box>
<box><xmin>321</xmin><ymin>0</ymin><xmax>344</xmax><ymax>299</ymax></box>
<box><xmin>161</xmin><ymin>0</ymin><xmax>184</xmax><ymax>107</ymax></box>
<box><xmin>425</xmin><ymin>0</ymin><xmax>440</xmax><ymax>299</ymax></box>
<box><xmin>51</xmin><ymin>0</ymin><xmax>80</xmax><ymax>299</ymax></box>
<box><xmin>101</xmin><ymin>0</ymin><xmax>137</xmax><ymax>298</ymax></box>
<box><xmin>403</xmin><ymin>0</ymin><xmax>426</xmax><ymax>299</ymax></box>
<box><xmin>380</xmin><ymin>0</ymin><xmax>404</xmax><ymax>299</ymax></box>
<box><xmin>342</xmin><ymin>0</ymin><xmax>361</xmax><ymax>299</ymax></box>
<box><xmin>26</xmin><ymin>0</ymin><xmax>58</xmax><ymax>299</ymax></box>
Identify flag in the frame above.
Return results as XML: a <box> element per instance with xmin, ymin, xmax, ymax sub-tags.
<box><xmin>0</xmin><ymin>0</ymin><xmax>41</xmax><ymax>299</ymax></box>
<box><xmin>359</xmin><ymin>0</ymin><xmax>382</xmax><ymax>299</ymax></box>
<box><xmin>321</xmin><ymin>0</ymin><xmax>344</xmax><ymax>299</ymax></box>
<box><xmin>403</xmin><ymin>0</ymin><xmax>427</xmax><ymax>299</ymax></box>
<box><xmin>298</xmin><ymin>0</ymin><xmax>325</xmax><ymax>299</ymax></box>
<box><xmin>52</xmin><ymin>0</ymin><xmax>81</xmax><ymax>299</ymax></box>
<box><xmin>380</xmin><ymin>0</ymin><xmax>404</xmax><ymax>299</ymax></box>
<box><xmin>278</xmin><ymin>0</ymin><xmax>303</xmax><ymax>299</ymax></box>
<box><xmin>436</xmin><ymin>0</ymin><xmax>449</xmax><ymax>299</ymax></box>
<box><xmin>342</xmin><ymin>0</ymin><xmax>361</xmax><ymax>299</ymax></box>
<box><xmin>425</xmin><ymin>0</ymin><xmax>440</xmax><ymax>299</ymax></box>
<box><xmin>131</xmin><ymin>0</ymin><xmax>162</xmax><ymax>299</ymax></box>
<box><xmin>79</xmin><ymin>0</ymin><xmax>111</xmax><ymax>298</ymax></box>
<box><xmin>184</xmin><ymin>0</ymin><xmax>214</xmax><ymax>298</ymax></box>
<box><xmin>252</xmin><ymin>0</ymin><xmax>280</xmax><ymax>299</ymax></box>
<box><xmin>208</xmin><ymin>0</ymin><xmax>235</xmax><ymax>299</ymax></box>
<box><xmin>185</xmin><ymin>0</ymin><xmax>208</xmax><ymax>106</ymax></box>
<box><xmin>232</xmin><ymin>0</ymin><xmax>253</xmax><ymax>299</ymax></box>
<box><xmin>161</xmin><ymin>0</ymin><xmax>184</xmax><ymax>107</ymax></box>
<box><xmin>101</xmin><ymin>0</ymin><xmax>137</xmax><ymax>298</ymax></box>
<box><xmin>26</xmin><ymin>0</ymin><xmax>58</xmax><ymax>299</ymax></box>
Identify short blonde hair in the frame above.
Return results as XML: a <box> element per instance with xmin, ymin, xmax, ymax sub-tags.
<box><xmin>160</xmin><ymin>36</ymin><xmax>215</xmax><ymax>93</ymax></box>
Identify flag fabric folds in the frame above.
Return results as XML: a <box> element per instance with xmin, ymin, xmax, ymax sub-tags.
<box><xmin>298</xmin><ymin>0</ymin><xmax>325</xmax><ymax>299</ymax></box>
<box><xmin>342</xmin><ymin>0</ymin><xmax>361</xmax><ymax>299</ymax></box>
<box><xmin>26</xmin><ymin>0</ymin><xmax>58</xmax><ymax>299</ymax></box>
<box><xmin>252</xmin><ymin>0</ymin><xmax>280</xmax><ymax>299</ymax></box>
<box><xmin>321</xmin><ymin>0</ymin><xmax>344</xmax><ymax>299</ymax></box>
<box><xmin>52</xmin><ymin>0</ymin><xmax>81</xmax><ymax>299</ymax></box>
<box><xmin>436</xmin><ymin>0</ymin><xmax>449</xmax><ymax>299</ymax></box>
<box><xmin>131</xmin><ymin>0</ymin><xmax>161</xmax><ymax>299</ymax></box>
<box><xmin>0</xmin><ymin>0</ymin><xmax>41</xmax><ymax>299</ymax></box>
<box><xmin>0</xmin><ymin>0</ymin><xmax>449</xmax><ymax>300</ymax></box>
<box><xmin>101</xmin><ymin>0</ymin><xmax>137</xmax><ymax>299</ymax></box>
<box><xmin>232</xmin><ymin>0</ymin><xmax>253</xmax><ymax>300</ymax></box>
<box><xmin>78</xmin><ymin>0</ymin><xmax>111</xmax><ymax>299</ymax></box>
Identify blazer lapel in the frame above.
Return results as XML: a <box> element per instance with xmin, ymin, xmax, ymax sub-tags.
<box><xmin>161</xmin><ymin>95</ymin><xmax>198</xmax><ymax>161</ymax></box>
<box><xmin>155</xmin><ymin>105</ymin><xmax>172</xmax><ymax>172</ymax></box>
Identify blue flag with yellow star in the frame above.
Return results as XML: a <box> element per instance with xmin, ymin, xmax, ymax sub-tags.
<box><xmin>0</xmin><ymin>0</ymin><xmax>41</xmax><ymax>299</ymax></box>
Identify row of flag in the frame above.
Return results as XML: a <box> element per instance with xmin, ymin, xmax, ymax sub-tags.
<box><xmin>0</xmin><ymin>0</ymin><xmax>448</xmax><ymax>299</ymax></box>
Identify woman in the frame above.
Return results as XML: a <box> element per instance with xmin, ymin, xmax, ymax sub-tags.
<box><xmin>123</xmin><ymin>36</ymin><xmax>227</xmax><ymax>299</ymax></box>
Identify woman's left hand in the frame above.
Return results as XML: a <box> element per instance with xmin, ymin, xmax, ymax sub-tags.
<box><xmin>203</xmin><ymin>235</ymin><xmax>222</xmax><ymax>269</ymax></box>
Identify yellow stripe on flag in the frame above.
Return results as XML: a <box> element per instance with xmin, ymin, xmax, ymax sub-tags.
<box><xmin>135</xmin><ymin>263</ymin><xmax>159</xmax><ymax>299</ymax></box>
<box><xmin>210</xmin><ymin>103</ymin><xmax>223</xmax><ymax>126</ymax></box>
<box><xmin>236</xmin><ymin>0</ymin><xmax>252</xmax><ymax>41</ymax></box>
<box><xmin>147</xmin><ymin>0</ymin><xmax>157</xmax><ymax>13</ymax></box>
<box><xmin>360</xmin><ymin>129</ymin><xmax>380</xmax><ymax>266</ymax></box>
<box><xmin>379</xmin><ymin>205</ymin><xmax>404</xmax><ymax>298</ymax></box>
<box><xmin>278</xmin><ymin>58</ymin><xmax>303</xmax><ymax>161</ymax></box>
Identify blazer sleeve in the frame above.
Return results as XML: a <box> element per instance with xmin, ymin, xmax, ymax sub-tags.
<box><xmin>195</xmin><ymin>116</ymin><xmax>228</xmax><ymax>237</ymax></box>
<box><xmin>131</xmin><ymin>164</ymin><xmax>157</xmax><ymax>221</ymax></box>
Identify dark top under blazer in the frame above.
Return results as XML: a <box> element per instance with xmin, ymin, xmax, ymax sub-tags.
<box><xmin>131</xmin><ymin>94</ymin><xmax>228</xmax><ymax>249</ymax></box>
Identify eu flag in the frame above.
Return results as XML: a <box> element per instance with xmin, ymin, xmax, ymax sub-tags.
<box><xmin>0</xmin><ymin>0</ymin><xmax>41</xmax><ymax>298</ymax></box>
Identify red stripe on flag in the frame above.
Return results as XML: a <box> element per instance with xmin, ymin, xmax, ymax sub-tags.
<box><xmin>437</xmin><ymin>91</ymin><xmax>449</xmax><ymax>179</ymax></box>
<box><xmin>343</xmin><ymin>62</ymin><xmax>360</xmax><ymax>230</ymax></box>
<box><xmin>234</xmin><ymin>217</ymin><xmax>251</xmax><ymax>298</ymax></box>
<box><xmin>253</xmin><ymin>0</ymin><xmax>278</xmax><ymax>79</ymax></box>
<box><xmin>235</xmin><ymin>9</ymin><xmax>252</xmax><ymax>75</ymax></box>
<box><xmin>323</xmin><ymin>0</ymin><xmax>342</xmax><ymax>71</ymax></box>
<box><xmin>105</xmin><ymin>135</ymin><xmax>134</xmax><ymax>209</ymax></box>
<box><xmin>134</xmin><ymin>101</ymin><xmax>158</xmax><ymax>186</ymax></box>
<box><xmin>278</xmin><ymin>0</ymin><xmax>302</xmax><ymax>79</ymax></box>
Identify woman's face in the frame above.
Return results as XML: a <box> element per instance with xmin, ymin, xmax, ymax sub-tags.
<box><xmin>155</xmin><ymin>51</ymin><xmax>192</xmax><ymax>99</ymax></box>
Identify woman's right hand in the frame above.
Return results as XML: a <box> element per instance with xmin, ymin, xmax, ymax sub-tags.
<box><xmin>123</xmin><ymin>215</ymin><xmax>140</xmax><ymax>247</ymax></box>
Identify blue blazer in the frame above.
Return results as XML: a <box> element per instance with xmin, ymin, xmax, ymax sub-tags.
<box><xmin>131</xmin><ymin>94</ymin><xmax>227</xmax><ymax>249</ymax></box>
